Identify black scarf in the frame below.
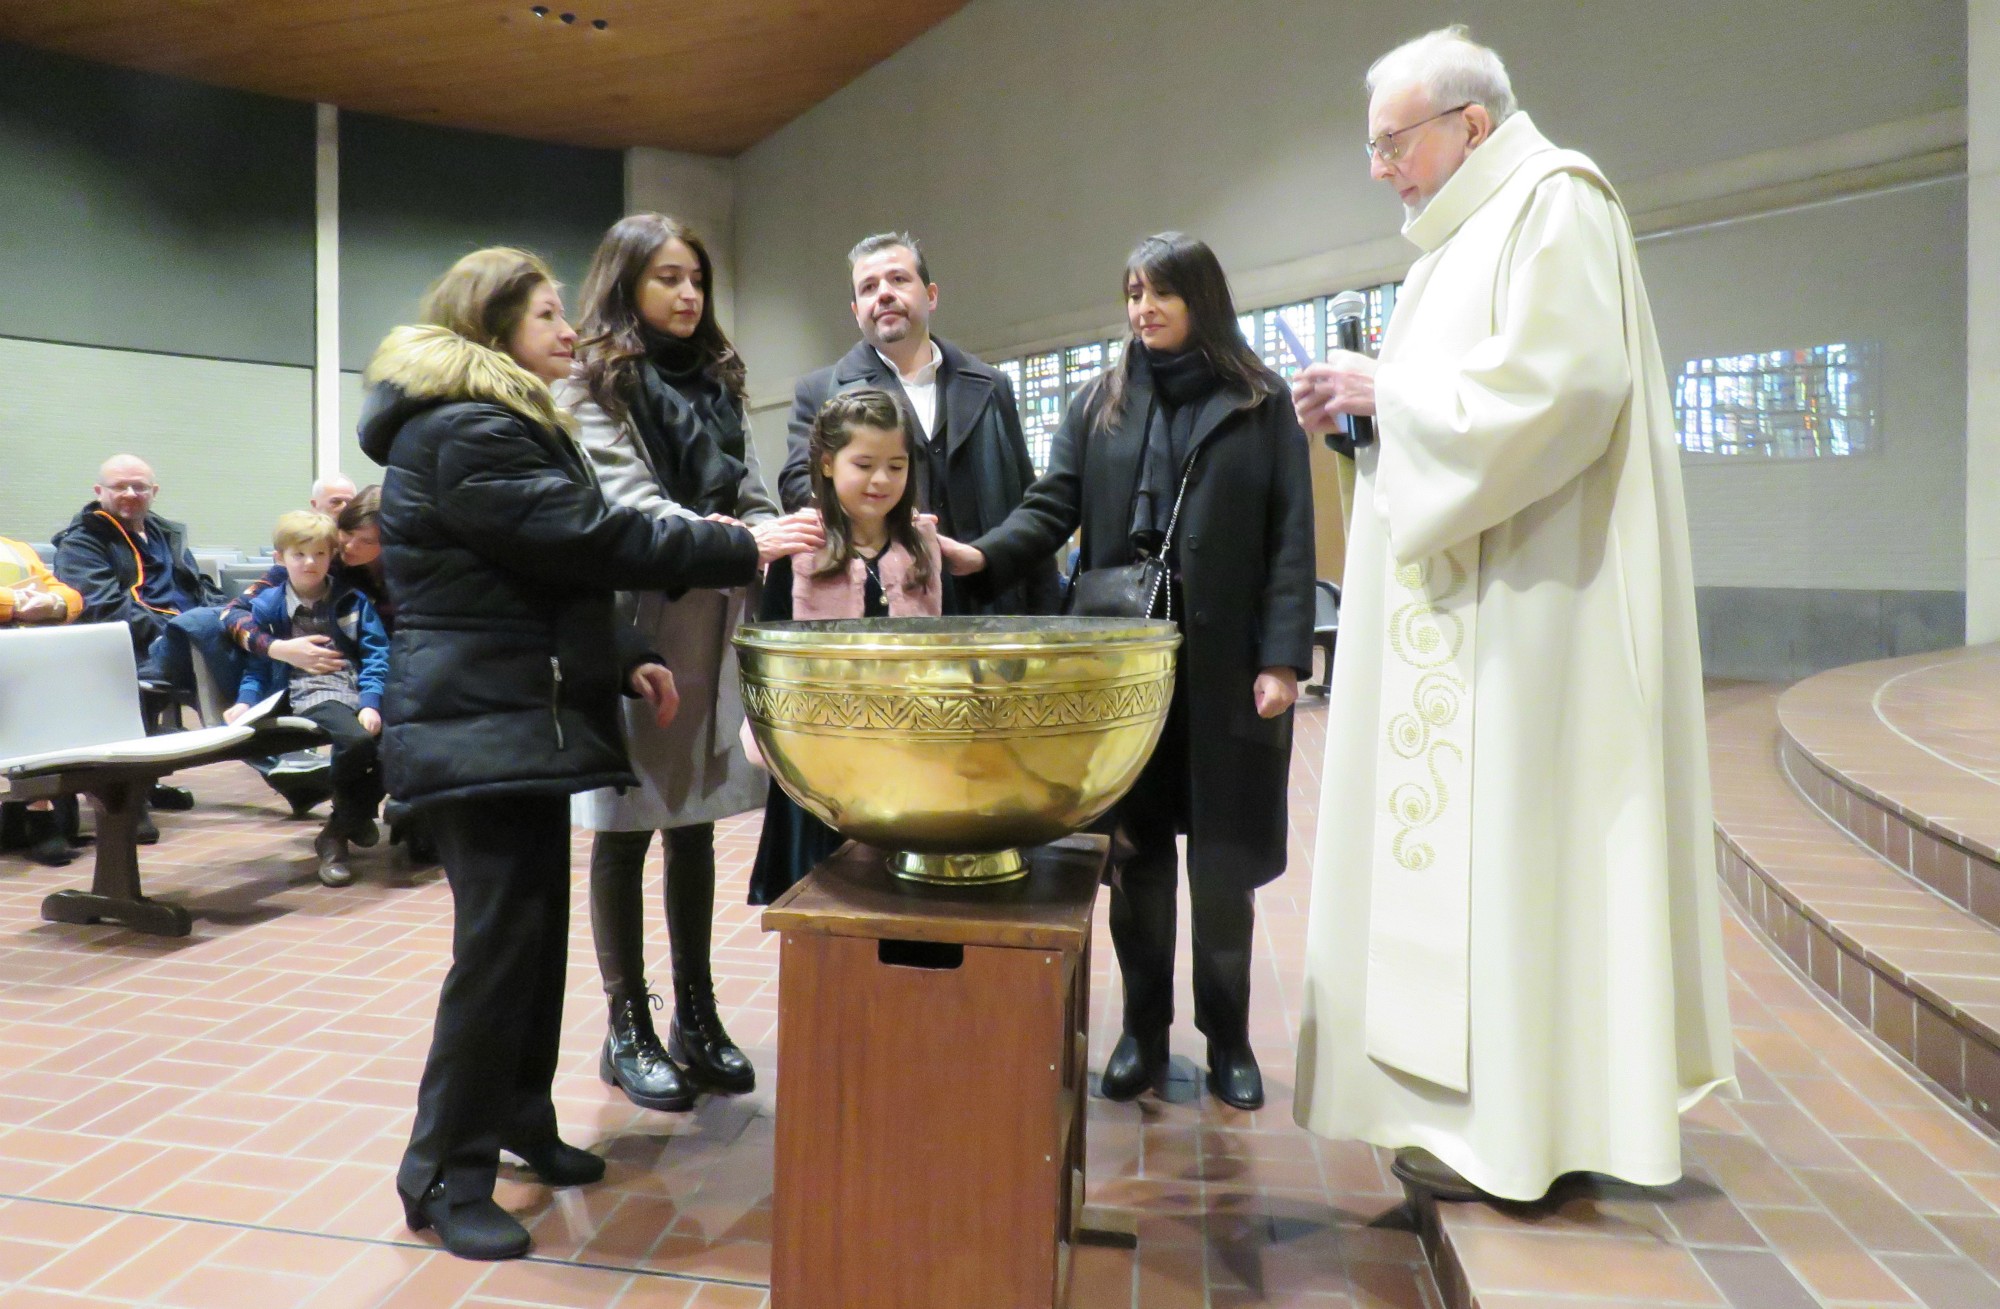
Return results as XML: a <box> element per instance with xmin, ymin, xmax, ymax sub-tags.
<box><xmin>626</xmin><ymin>332</ymin><xmax>747</xmax><ymax>517</ymax></box>
<box><xmin>1130</xmin><ymin>345</ymin><xmax>1220</xmax><ymax>551</ymax></box>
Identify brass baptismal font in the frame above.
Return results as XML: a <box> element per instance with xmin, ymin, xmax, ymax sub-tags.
<box><xmin>734</xmin><ymin>615</ymin><xmax>1179</xmax><ymax>883</ymax></box>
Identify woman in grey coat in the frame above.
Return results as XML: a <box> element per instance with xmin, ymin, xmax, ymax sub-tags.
<box><xmin>564</xmin><ymin>214</ymin><xmax>821</xmax><ymax>1111</ymax></box>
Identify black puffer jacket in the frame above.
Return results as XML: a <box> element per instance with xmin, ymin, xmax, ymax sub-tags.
<box><xmin>51</xmin><ymin>504</ymin><xmax>224</xmax><ymax>655</ymax></box>
<box><xmin>358</xmin><ymin>325</ymin><xmax>759</xmax><ymax>810</ymax></box>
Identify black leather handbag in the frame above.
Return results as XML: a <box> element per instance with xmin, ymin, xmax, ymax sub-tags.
<box><xmin>1064</xmin><ymin>441</ymin><xmax>1198</xmax><ymax>622</ymax></box>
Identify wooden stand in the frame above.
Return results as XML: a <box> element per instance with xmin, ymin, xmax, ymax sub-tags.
<box><xmin>762</xmin><ymin>834</ymin><xmax>1106</xmax><ymax>1309</ymax></box>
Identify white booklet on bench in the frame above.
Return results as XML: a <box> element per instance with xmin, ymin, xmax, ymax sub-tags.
<box><xmin>1</xmin><ymin>691</ymin><xmax>293</xmax><ymax>779</ymax></box>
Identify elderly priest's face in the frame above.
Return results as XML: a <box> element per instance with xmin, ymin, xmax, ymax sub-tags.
<box><xmin>1367</xmin><ymin>84</ymin><xmax>1483</xmax><ymax>219</ymax></box>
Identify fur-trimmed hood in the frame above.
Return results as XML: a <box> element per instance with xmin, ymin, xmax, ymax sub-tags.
<box><xmin>357</xmin><ymin>324</ymin><xmax>572</xmax><ymax>467</ymax></box>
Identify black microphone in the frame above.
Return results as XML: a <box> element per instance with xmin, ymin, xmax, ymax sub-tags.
<box><xmin>1324</xmin><ymin>290</ymin><xmax>1377</xmax><ymax>455</ymax></box>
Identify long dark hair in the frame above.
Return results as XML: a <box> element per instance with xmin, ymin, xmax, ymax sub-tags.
<box><xmin>1094</xmin><ymin>231</ymin><xmax>1280</xmax><ymax>433</ymax></box>
<box><xmin>334</xmin><ymin>484</ymin><xmax>380</xmax><ymax>535</ymax></box>
<box><xmin>575</xmin><ymin>213</ymin><xmax>746</xmax><ymax>422</ymax></box>
<box><xmin>806</xmin><ymin>388</ymin><xmax>934</xmax><ymax>595</ymax></box>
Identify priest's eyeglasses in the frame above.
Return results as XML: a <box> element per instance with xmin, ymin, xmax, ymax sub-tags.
<box><xmin>1365</xmin><ymin>103</ymin><xmax>1473</xmax><ymax>164</ymax></box>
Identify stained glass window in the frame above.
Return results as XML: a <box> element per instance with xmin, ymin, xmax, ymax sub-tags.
<box><xmin>1018</xmin><ymin>350</ymin><xmax>1064</xmax><ymax>473</ymax></box>
<box><xmin>992</xmin><ymin>282</ymin><xmax>1400</xmax><ymax>470</ymax></box>
<box><xmin>1063</xmin><ymin>341</ymin><xmax>1111</xmax><ymax>405</ymax></box>
<box><xmin>1675</xmin><ymin>343</ymin><xmax>1880</xmax><ymax>457</ymax></box>
<box><xmin>1364</xmin><ymin>284</ymin><xmax>1397</xmax><ymax>350</ymax></box>
<box><xmin>1260</xmin><ymin>300</ymin><xmax>1320</xmax><ymax>378</ymax></box>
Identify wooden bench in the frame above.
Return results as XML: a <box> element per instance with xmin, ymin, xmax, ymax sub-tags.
<box><xmin>0</xmin><ymin>622</ymin><xmax>323</xmax><ymax>937</ymax></box>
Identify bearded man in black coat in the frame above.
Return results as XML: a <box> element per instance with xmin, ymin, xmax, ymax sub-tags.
<box><xmin>778</xmin><ymin>232</ymin><xmax>1058</xmax><ymax>617</ymax></box>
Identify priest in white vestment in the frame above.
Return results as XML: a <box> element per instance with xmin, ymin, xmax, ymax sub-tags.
<box><xmin>1289</xmin><ymin>27</ymin><xmax>1734</xmax><ymax>1203</ymax></box>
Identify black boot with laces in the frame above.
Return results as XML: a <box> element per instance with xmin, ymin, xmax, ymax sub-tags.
<box><xmin>599</xmin><ymin>992</ymin><xmax>695</xmax><ymax>1112</ymax></box>
<box><xmin>667</xmin><ymin>979</ymin><xmax>755</xmax><ymax>1095</ymax></box>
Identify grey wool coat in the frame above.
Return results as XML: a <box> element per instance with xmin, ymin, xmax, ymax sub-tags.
<box><xmin>557</xmin><ymin>377</ymin><xmax>782</xmax><ymax>832</ymax></box>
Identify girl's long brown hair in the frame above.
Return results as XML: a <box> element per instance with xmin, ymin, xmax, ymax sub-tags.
<box><xmin>574</xmin><ymin>213</ymin><xmax>745</xmax><ymax>423</ymax></box>
<box><xmin>806</xmin><ymin>388</ymin><xmax>934</xmax><ymax>595</ymax></box>
<box><xmin>1093</xmin><ymin>231</ymin><xmax>1281</xmax><ymax>434</ymax></box>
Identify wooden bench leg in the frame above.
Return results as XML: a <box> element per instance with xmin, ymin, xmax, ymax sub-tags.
<box><xmin>40</xmin><ymin>779</ymin><xmax>191</xmax><ymax>938</ymax></box>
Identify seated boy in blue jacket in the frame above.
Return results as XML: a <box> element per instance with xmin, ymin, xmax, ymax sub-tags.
<box><xmin>226</xmin><ymin>510</ymin><xmax>388</xmax><ymax>886</ymax></box>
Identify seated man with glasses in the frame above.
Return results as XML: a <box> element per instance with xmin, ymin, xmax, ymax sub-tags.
<box><xmin>51</xmin><ymin>455</ymin><xmax>229</xmax><ymax>831</ymax></box>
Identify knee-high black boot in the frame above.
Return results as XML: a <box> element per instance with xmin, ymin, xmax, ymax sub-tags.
<box><xmin>661</xmin><ymin>823</ymin><xmax>755</xmax><ymax>1094</ymax></box>
<box><xmin>588</xmin><ymin>829</ymin><xmax>695</xmax><ymax>1112</ymax></box>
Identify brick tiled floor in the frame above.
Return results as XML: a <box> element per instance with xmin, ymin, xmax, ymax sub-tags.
<box><xmin>2</xmin><ymin>687</ymin><xmax>1999</xmax><ymax>1307</ymax></box>
<box><xmin>0</xmin><ymin>702</ymin><xmax>1440</xmax><ymax>1308</ymax></box>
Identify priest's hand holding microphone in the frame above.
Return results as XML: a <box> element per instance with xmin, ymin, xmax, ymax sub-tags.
<box><xmin>1290</xmin><ymin>291</ymin><xmax>1378</xmax><ymax>451</ymax></box>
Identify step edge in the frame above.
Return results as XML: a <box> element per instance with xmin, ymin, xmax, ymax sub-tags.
<box><xmin>1778</xmin><ymin>733</ymin><xmax>2000</xmax><ymax>932</ymax></box>
<box><xmin>1777</xmin><ymin>668</ymin><xmax>2000</xmax><ymax>864</ymax></box>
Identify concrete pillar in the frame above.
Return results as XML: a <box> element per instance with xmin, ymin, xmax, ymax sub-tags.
<box><xmin>1969</xmin><ymin>1</ymin><xmax>2000</xmax><ymax>640</ymax></box>
<box><xmin>313</xmin><ymin>103</ymin><xmax>341</xmax><ymax>482</ymax></box>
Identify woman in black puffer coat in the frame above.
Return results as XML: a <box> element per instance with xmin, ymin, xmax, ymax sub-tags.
<box><xmin>357</xmin><ymin>247</ymin><xmax>758</xmax><ymax>1263</ymax></box>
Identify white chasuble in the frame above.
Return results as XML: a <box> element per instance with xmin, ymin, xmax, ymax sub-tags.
<box><xmin>1294</xmin><ymin>114</ymin><xmax>1736</xmax><ymax>1202</ymax></box>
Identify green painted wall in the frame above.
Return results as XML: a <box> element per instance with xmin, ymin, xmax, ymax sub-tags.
<box><xmin>0</xmin><ymin>338</ymin><xmax>312</xmax><ymax>552</ymax></box>
<box><xmin>0</xmin><ymin>42</ymin><xmax>629</xmax><ymax>538</ymax></box>
<box><xmin>0</xmin><ymin>41</ymin><xmax>315</xmax><ymax>366</ymax></box>
<box><xmin>339</xmin><ymin>113</ymin><xmax>625</xmax><ymax>370</ymax></box>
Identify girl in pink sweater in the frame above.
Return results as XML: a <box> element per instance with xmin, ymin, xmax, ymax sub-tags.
<box><xmin>746</xmin><ymin>388</ymin><xmax>943</xmax><ymax>903</ymax></box>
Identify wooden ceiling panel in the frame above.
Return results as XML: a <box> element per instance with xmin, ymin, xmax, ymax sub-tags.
<box><xmin>0</xmin><ymin>0</ymin><xmax>970</xmax><ymax>155</ymax></box>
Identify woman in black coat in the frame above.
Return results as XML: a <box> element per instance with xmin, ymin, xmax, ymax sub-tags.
<box><xmin>357</xmin><ymin>247</ymin><xmax>759</xmax><ymax>1262</ymax></box>
<box><xmin>941</xmin><ymin>233</ymin><xmax>1315</xmax><ymax>1111</ymax></box>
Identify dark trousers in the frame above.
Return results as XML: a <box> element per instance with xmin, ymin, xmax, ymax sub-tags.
<box><xmin>587</xmin><ymin>823</ymin><xmax>718</xmax><ymax>1003</ymax></box>
<box><xmin>297</xmin><ymin>702</ymin><xmax>382</xmax><ymax>825</ymax></box>
<box><xmin>1107</xmin><ymin>671</ymin><xmax>1256</xmax><ymax>1049</ymax></box>
<box><xmin>397</xmin><ymin>792</ymin><xmax>572</xmax><ymax>1205</ymax></box>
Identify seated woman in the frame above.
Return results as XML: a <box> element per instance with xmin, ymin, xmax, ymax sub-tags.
<box><xmin>360</xmin><ymin>246</ymin><xmax>759</xmax><ymax>1262</ymax></box>
<box><xmin>0</xmin><ymin>535</ymin><xmax>84</xmax><ymax>865</ymax></box>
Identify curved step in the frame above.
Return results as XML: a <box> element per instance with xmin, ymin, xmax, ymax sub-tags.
<box><xmin>1779</xmin><ymin>647</ymin><xmax>2000</xmax><ymax>928</ymax></box>
<box><xmin>1710</xmin><ymin>684</ymin><xmax>2000</xmax><ymax>1131</ymax></box>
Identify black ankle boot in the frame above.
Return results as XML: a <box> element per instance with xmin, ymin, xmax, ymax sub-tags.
<box><xmin>666</xmin><ymin>981</ymin><xmax>755</xmax><ymax>1095</ymax></box>
<box><xmin>1100</xmin><ymin>1030</ymin><xmax>1168</xmax><ymax>1101</ymax></box>
<box><xmin>502</xmin><ymin>1135</ymin><xmax>605</xmax><ymax>1187</ymax></box>
<box><xmin>1205</xmin><ymin>1040</ymin><xmax>1264</xmax><ymax>1110</ymax></box>
<box><xmin>400</xmin><ymin>1182</ymin><xmax>530</xmax><ymax>1260</ymax></box>
<box><xmin>599</xmin><ymin>992</ymin><xmax>695</xmax><ymax>1112</ymax></box>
